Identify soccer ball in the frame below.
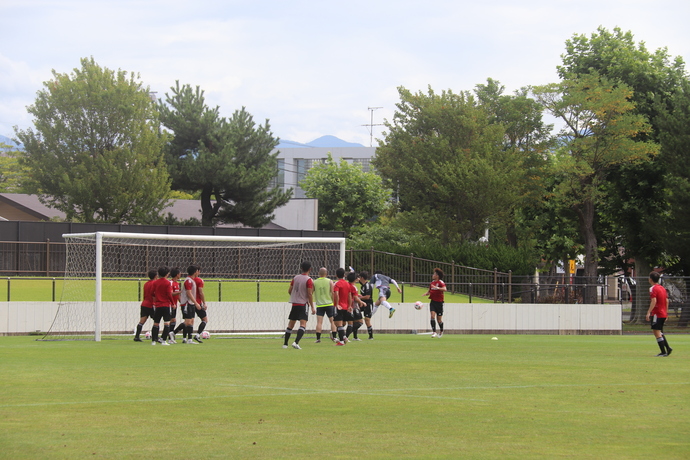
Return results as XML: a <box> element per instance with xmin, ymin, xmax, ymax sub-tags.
<box><xmin>200</xmin><ymin>331</ymin><xmax>211</xmax><ymax>339</ymax></box>
<box><xmin>414</xmin><ymin>301</ymin><xmax>423</xmax><ymax>310</ymax></box>
<box><xmin>144</xmin><ymin>331</ymin><xmax>152</xmax><ymax>339</ymax></box>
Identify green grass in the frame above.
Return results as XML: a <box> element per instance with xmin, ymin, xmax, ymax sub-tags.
<box><xmin>0</xmin><ymin>278</ymin><xmax>487</xmax><ymax>303</ymax></box>
<box><xmin>0</xmin><ymin>334</ymin><xmax>688</xmax><ymax>459</ymax></box>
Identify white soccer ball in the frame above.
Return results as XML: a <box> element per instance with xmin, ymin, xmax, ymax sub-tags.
<box><xmin>414</xmin><ymin>301</ymin><xmax>423</xmax><ymax>310</ymax></box>
<box><xmin>200</xmin><ymin>331</ymin><xmax>210</xmax><ymax>339</ymax></box>
<box><xmin>145</xmin><ymin>331</ymin><xmax>152</xmax><ymax>339</ymax></box>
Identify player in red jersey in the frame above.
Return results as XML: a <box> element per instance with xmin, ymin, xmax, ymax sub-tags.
<box><xmin>167</xmin><ymin>268</ymin><xmax>182</xmax><ymax>344</ymax></box>
<box><xmin>333</xmin><ymin>268</ymin><xmax>359</xmax><ymax>345</ymax></box>
<box><xmin>192</xmin><ymin>269</ymin><xmax>208</xmax><ymax>343</ymax></box>
<box><xmin>177</xmin><ymin>265</ymin><xmax>201</xmax><ymax>344</ymax></box>
<box><xmin>646</xmin><ymin>271</ymin><xmax>672</xmax><ymax>357</ymax></box>
<box><xmin>424</xmin><ymin>268</ymin><xmax>447</xmax><ymax>338</ymax></box>
<box><xmin>134</xmin><ymin>270</ymin><xmax>157</xmax><ymax>342</ymax></box>
<box><xmin>151</xmin><ymin>266</ymin><xmax>174</xmax><ymax>346</ymax></box>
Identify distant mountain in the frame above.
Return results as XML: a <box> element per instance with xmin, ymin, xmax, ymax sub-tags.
<box><xmin>276</xmin><ymin>135</ymin><xmax>365</xmax><ymax>149</ymax></box>
<box><xmin>0</xmin><ymin>134</ymin><xmax>22</xmax><ymax>150</ymax></box>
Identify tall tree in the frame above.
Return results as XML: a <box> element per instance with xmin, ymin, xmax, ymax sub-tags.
<box><xmin>0</xmin><ymin>145</ymin><xmax>29</xmax><ymax>193</ymax></box>
<box><xmin>159</xmin><ymin>82</ymin><xmax>291</xmax><ymax>226</ymax></box>
<box><xmin>14</xmin><ymin>57</ymin><xmax>170</xmax><ymax>223</ymax></box>
<box><xmin>533</xmin><ymin>74</ymin><xmax>659</xmax><ymax>302</ymax></box>
<box><xmin>300</xmin><ymin>153</ymin><xmax>390</xmax><ymax>232</ymax></box>
<box><xmin>374</xmin><ymin>86</ymin><xmax>523</xmax><ymax>244</ymax></box>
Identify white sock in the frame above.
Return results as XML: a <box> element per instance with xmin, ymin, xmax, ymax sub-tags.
<box><xmin>382</xmin><ymin>300</ymin><xmax>392</xmax><ymax>310</ymax></box>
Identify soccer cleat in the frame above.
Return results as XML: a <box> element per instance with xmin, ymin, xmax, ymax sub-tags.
<box><xmin>438</xmin><ymin>331</ymin><xmax>443</xmax><ymax>338</ymax></box>
<box><xmin>161</xmin><ymin>341</ymin><xmax>170</xmax><ymax>346</ymax></box>
<box><xmin>193</xmin><ymin>334</ymin><xmax>203</xmax><ymax>344</ymax></box>
<box><xmin>187</xmin><ymin>339</ymin><xmax>197</xmax><ymax>344</ymax></box>
<box><xmin>389</xmin><ymin>308</ymin><xmax>396</xmax><ymax>318</ymax></box>
<box><xmin>344</xmin><ymin>337</ymin><xmax>349</xmax><ymax>344</ymax></box>
<box><xmin>666</xmin><ymin>348</ymin><xmax>673</xmax><ymax>356</ymax></box>
<box><xmin>158</xmin><ymin>338</ymin><xmax>165</xmax><ymax>344</ymax></box>
<box><xmin>291</xmin><ymin>342</ymin><xmax>301</xmax><ymax>350</ymax></box>
<box><xmin>151</xmin><ymin>341</ymin><xmax>157</xmax><ymax>346</ymax></box>
<box><xmin>282</xmin><ymin>344</ymin><xmax>288</xmax><ymax>349</ymax></box>
<box><xmin>368</xmin><ymin>336</ymin><xmax>374</xmax><ymax>340</ymax></box>
<box><xmin>133</xmin><ymin>337</ymin><xmax>142</xmax><ymax>342</ymax></box>
<box><xmin>353</xmin><ymin>338</ymin><xmax>362</xmax><ymax>341</ymax></box>
<box><xmin>314</xmin><ymin>339</ymin><xmax>321</xmax><ymax>343</ymax></box>
<box><xmin>431</xmin><ymin>332</ymin><xmax>438</xmax><ymax>338</ymax></box>
<box><xmin>182</xmin><ymin>338</ymin><xmax>187</xmax><ymax>344</ymax></box>
<box><xmin>168</xmin><ymin>332</ymin><xmax>176</xmax><ymax>342</ymax></box>
<box><xmin>655</xmin><ymin>353</ymin><xmax>667</xmax><ymax>357</ymax></box>
<box><xmin>335</xmin><ymin>341</ymin><xmax>345</xmax><ymax>346</ymax></box>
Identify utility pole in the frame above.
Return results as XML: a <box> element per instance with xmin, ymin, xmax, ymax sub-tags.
<box><xmin>362</xmin><ymin>106</ymin><xmax>383</xmax><ymax>147</ymax></box>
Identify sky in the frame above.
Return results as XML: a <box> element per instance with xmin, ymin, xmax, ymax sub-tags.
<box><xmin>2</xmin><ymin>0</ymin><xmax>689</xmax><ymax>147</ymax></box>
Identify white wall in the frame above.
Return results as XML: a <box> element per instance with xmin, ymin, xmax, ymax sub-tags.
<box><xmin>0</xmin><ymin>302</ymin><xmax>622</xmax><ymax>335</ymax></box>
<box><xmin>272</xmin><ymin>198</ymin><xmax>318</xmax><ymax>230</ymax></box>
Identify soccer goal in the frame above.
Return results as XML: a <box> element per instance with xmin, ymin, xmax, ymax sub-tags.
<box><xmin>42</xmin><ymin>232</ymin><xmax>346</xmax><ymax>341</ymax></box>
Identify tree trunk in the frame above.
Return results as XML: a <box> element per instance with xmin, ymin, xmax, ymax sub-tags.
<box><xmin>200</xmin><ymin>186</ymin><xmax>221</xmax><ymax>226</ymax></box>
<box><xmin>575</xmin><ymin>199</ymin><xmax>599</xmax><ymax>304</ymax></box>
<box><xmin>629</xmin><ymin>257</ymin><xmax>651</xmax><ymax>324</ymax></box>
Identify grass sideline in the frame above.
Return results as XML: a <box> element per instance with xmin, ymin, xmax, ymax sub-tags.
<box><xmin>0</xmin><ymin>277</ymin><xmax>489</xmax><ymax>303</ymax></box>
<box><xmin>1</xmin><ymin>334</ymin><xmax>688</xmax><ymax>459</ymax></box>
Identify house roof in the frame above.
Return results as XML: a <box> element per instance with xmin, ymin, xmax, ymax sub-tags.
<box><xmin>0</xmin><ymin>193</ymin><xmax>285</xmax><ymax>229</ymax></box>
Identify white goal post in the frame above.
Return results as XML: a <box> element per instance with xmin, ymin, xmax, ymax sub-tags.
<box><xmin>43</xmin><ymin>232</ymin><xmax>346</xmax><ymax>341</ymax></box>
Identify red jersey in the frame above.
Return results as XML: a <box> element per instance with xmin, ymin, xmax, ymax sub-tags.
<box><xmin>171</xmin><ymin>280</ymin><xmax>180</xmax><ymax>307</ymax></box>
<box><xmin>429</xmin><ymin>279</ymin><xmax>446</xmax><ymax>303</ymax></box>
<box><xmin>649</xmin><ymin>284</ymin><xmax>668</xmax><ymax>318</ymax></box>
<box><xmin>141</xmin><ymin>279</ymin><xmax>156</xmax><ymax>308</ymax></box>
<box><xmin>180</xmin><ymin>278</ymin><xmax>197</xmax><ymax>305</ymax></box>
<box><xmin>333</xmin><ymin>279</ymin><xmax>352</xmax><ymax>310</ymax></box>
<box><xmin>152</xmin><ymin>277</ymin><xmax>174</xmax><ymax>308</ymax></box>
<box><xmin>194</xmin><ymin>277</ymin><xmax>205</xmax><ymax>304</ymax></box>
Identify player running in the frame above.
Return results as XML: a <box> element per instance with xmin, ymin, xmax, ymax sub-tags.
<box><xmin>424</xmin><ymin>268</ymin><xmax>447</xmax><ymax>338</ymax></box>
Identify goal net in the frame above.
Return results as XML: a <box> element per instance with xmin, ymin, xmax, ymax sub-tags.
<box><xmin>41</xmin><ymin>232</ymin><xmax>345</xmax><ymax>341</ymax></box>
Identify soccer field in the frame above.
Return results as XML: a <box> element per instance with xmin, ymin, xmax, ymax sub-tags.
<box><xmin>0</xmin><ymin>334</ymin><xmax>688</xmax><ymax>459</ymax></box>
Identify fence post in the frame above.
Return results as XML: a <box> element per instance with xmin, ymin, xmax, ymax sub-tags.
<box><xmin>46</xmin><ymin>239</ymin><xmax>51</xmax><ymax>277</ymax></box>
<box><xmin>370</xmin><ymin>247</ymin><xmax>374</xmax><ymax>275</ymax></box>
<box><xmin>52</xmin><ymin>278</ymin><xmax>56</xmax><ymax>302</ymax></box>
<box><xmin>493</xmin><ymin>268</ymin><xmax>498</xmax><ymax>303</ymax></box>
<box><xmin>6</xmin><ymin>277</ymin><xmax>10</xmax><ymax>302</ymax></box>
<box><xmin>469</xmin><ymin>282</ymin><xmax>473</xmax><ymax>303</ymax></box>
<box><xmin>508</xmin><ymin>270</ymin><xmax>512</xmax><ymax>303</ymax></box>
<box><xmin>409</xmin><ymin>253</ymin><xmax>414</xmax><ymax>286</ymax></box>
<box><xmin>138</xmin><ymin>279</ymin><xmax>142</xmax><ymax>302</ymax></box>
<box><xmin>451</xmin><ymin>260</ymin><xmax>455</xmax><ymax>295</ymax></box>
<box><xmin>401</xmin><ymin>283</ymin><xmax>404</xmax><ymax>303</ymax></box>
<box><xmin>219</xmin><ymin>282</ymin><xmax>222</xmax><ymax>302</ymax></box>
<box><xmin>256</xmin><ymin>280</ymin><xmax>260</xmax><ymax>302</ymax></box>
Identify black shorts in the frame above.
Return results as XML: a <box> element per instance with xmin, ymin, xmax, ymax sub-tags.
<box><xmin>316</xmin><ymin>305</ymin><xmax>336</xmax><ymax>318</ymax></box>
<box><xmin>170</xmin><ymin>307</ymin><xmax>178</xmax><ymax>321</ymax></box>
<box><xmin>288</xmin><ymin>304</ymin><xmax>309</xmax><ymax>322</ymax></box>
<box><xmin>139</xmin><ymin>306</ymin><xmax>154</xmax><ymax>318</ymax></box>
<box><xmin>430</xmin><ymin>300</ymin><xmax>444</xmax><ymax>316</ymax></box>
<box><xmin>182</xmin><ymin>303</ymin><xmax>196</xmax><ymax>320</ymax></box>
<box><xmin>196</xmin><ymin>307</ymin><xmax>208</xmax><ymax>320</ymax></box>
<box><xmin>651</xmin><ymin>316</ymin><xmax>666</xmax><ymax>331</ymax></box>
<box><xmin>378</xmin><ymin>287</ymin><xmax>391</xmax><ymax>299</ymax></box>
<box><xmin>360</xmin><ymin>305</ymin><xmax>373</xmax><ymax>318</ymax></box>
<box><xmin>152</xmin><ymin>306</ymin><xmax>172</xmax><ymax>323</ymax></box>
<box><xmin>352</xmin><ymin>308</ymin><xmax>363</xmax><ymax>321</ymax></box>
<box><xmin>335</xmin><ymin>308</ymin><xmax>354</xmax><ymax>323</ymax></box>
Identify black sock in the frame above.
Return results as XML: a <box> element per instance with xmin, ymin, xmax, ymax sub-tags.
<box><xmin>295</xmin><ymin>327</ymin><xmax>305</xmax><ymax>344</ymax></box>
<box><xmin>169</xmin><ymin>322</ymin><xmax>176</xmax><ymax>334</ymax></box>
<box><xmin>439</xmin><ymin>322</ymin><xmax>444</xmax><ymax>332</ymax></box>
<box><xmin>332</xmin><ymin>331</ymin><xmax>337</xmax><ymax>340</ymax></box>
<box><xmin>151</xmin><ymin>325</ymin><xmax>160</xmax><ymax>342</ymax></box>
<box><xmin>430</xmin><ymin>319</ymin><xmax>436</xmax><ymax>332</ymax></box>
<box><xmin>657</xmin><ymin>337</ymin><xmax>666</xmax><ymax>354</ymax></box>
<box><xmin>367</xmin><ymin>326</ymin><xmax>373</xmax><ymax>338</ymax></box>
<box><xmin>316</xmin><ymin>332</ymin><xmax>321</xmax><ymax>340</ymax></box>
<box><xmin>284</xmin><ymin>329</ymin><xmax>292</xmax><ymax>346</ymax></box>
<box><xmin>346</xmin><ymin>325</ymin><xmax>353</xmax><ymax>338</ymax></box>
<box><xmin>353</xmin><ymin>322</ymin><xmax>362</xmax><ymax>338</ymax></box>
<box><xmin>663</xmin><ymin>335</ymin><xmax>672</xmax><ymax>353</ymax></box>
<box><xmin>198</xmin><ymin>321</ymin><xmax>207</xmax><ymax>335</ymax></box>
<box><xmin>175</xmin><ymin>323</ymin><xmax>185</xmax><ymax>334</ymax></box>
<box><xmin>186</xmin><ymin>325</ymin><xmax>193</xmax><ymax>340</ymax></box>
<box><xmin>135</xmin><ymin>323</ymin><xmax>143</xmax><ymax>339</ymax></box>
<box><xmin>162</xmin><ymin>325</ymin><xmax>170</xmax><ymax>341</ymax></box>
<box><xmin>337</xmin><ymin>327</ymin><xmax>345</xmax><ymax>342</ymax></box>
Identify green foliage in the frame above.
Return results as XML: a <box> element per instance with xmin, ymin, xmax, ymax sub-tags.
<box><xmin>374</xmin><ymin>86</ymin><xmax>524</xmax><ymax>244</ymax></box>
<box><xmin>0</xmin><ymin>145</ymin><xmax>29</xmax><ymax>193</ymax></box>
<box><xmin>299</xmin><ymin>153</ymin><xmax>390</xmax><ymax>231</ymax></box>
<box><xmin>159</xmin><ymin>82</ymin><xmax>292</xmax><ymax>227</ymax></box>
<box><xmin>14</xmin><ymin>57</ymin><xmax>171</xmax><ymax>223</ymax></box>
